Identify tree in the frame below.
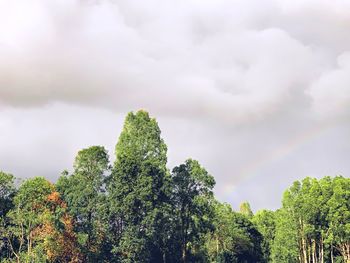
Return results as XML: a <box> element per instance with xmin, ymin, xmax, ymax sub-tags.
<box><xmin>273</xmin><ymin>176</ymin><xmax>350</xmax><ymax>263</ymax></box>
<box><xmin>7</xmin><ymin>177</ymin><xmax>55</xmax><ymax>261</ymax></box>
<box><xmin>239</xmin><ymin>202</ymin><xmax>253</xmax><ymax>219</ymax></box>
<box><xmin>271</xmin><ymin>208</ymin><xmax>299</xmax><ymax>263</ymax></box>
<box><xmin>107</xmin><ymin>110</ymin><xmax>170</xmax><ymax>262</ymax></box>
<box><xmin>0</xmin><ymin>172</ymin><xmax>16</xmax><ymax>259</ymax></box>
<box><xmin>326</xmin><ymin>176</ymin><xmax>350</xmax><ymax>263</ymax></box>
<box><xmin>0</xmin><ymin>172</ymin><xmax>15</xmax><ymax>217</ymax></box>
<box><xmin>4</xmin><ymin>177</ymin><xmax>81</xmax><ymax>262</ymax></box>
<box><xmin>206</xmin><ymin>202</ymin><xmax>234</xmax><ymax>262</ymax></box>
<box><xmin>252</xmin><ymin>209</ymin><xmax>276</xmax><ymax>262</ymax></box>
<box><xmin>171</xmin><ymin>159</ymin><xmax>216</xmax><ymax>262</ymax></box>
<box><xmin>206</xmin><ymin>201</ymin><xmax>264</xmax><ymax>263</ymax></box>
<box><xmin>56</xmin><ymin>146</ymin><xmax>110</xmax><ymax>262</ymax></box>
<box><xmin>229</xmin><ymin>212</ymin><xmax>264</xmax><ymax>263</ymax></box>
<box><xmin>30</xmin><ymin>191</ymin><xmax>82</xmax><ymax>262</ymax></box>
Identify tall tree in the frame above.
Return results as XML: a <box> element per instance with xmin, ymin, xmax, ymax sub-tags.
<box><xmin>171</xmin><ymin>159</ymin><xmax>215</xmax><ymax>262</ymax></box>
<box><xmin>206</xmin><ymin>201</ymin><xmax>264</xmax><ymax>263</ymax></box>
<box><xmin>0</xmin><ymin>172</ymin><xmax>15</xmax><ymax>217</ymax></box>
<box><xmin>206</xmin><ymin>202</ymin><xmax>234</xmax><ymax>262</ymax></box>
<box><xmin>0</xmin><ymin>172</ymin><xmax>16</xmax><ymax>259</ymax></box>
<box><xmin>326</xmin><ymin>176</ymin><xmax>350</xmax><ymax>263</ymax></box>
<box><xmin>273</xmin><ymin>176</ymin><xmax>350</xmax><ymax>263</ymax></box>
<box><xmin>239</xmin><ymin>202</ymin><xmax>253</xmax><ymax>219</ymax></box>
<box><xmin>271</xmin><ymin>208</ymin><xmax>299</xmax><ymax>263</ymax></box>
<box><xmin>56</xmin><ymin>146</ymin><xmax>110</xmax><ymax>262</ymax></box>
<box><xmin>252</xmin><ymin>209</ymin><xmax>276</xmax><ymax>262</ymax></box>
<box><xmin>4</xmin><ymin>177</ymin><xmax>81</xmax><ymax>262</ymax></box>
<box><xmin>107</xmin><ymin>110</ymin><xmax>170</xmax><ymax>262</ymax></box>
<box><xmin>7</xmin><ymin>177</ymin><xmax>54</xmax><ymax>261</ymax></box>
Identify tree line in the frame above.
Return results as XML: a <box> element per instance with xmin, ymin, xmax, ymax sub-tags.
<box><xmin>0</xmin><ymin>110</ymin><xmax>349</xmax><ymax>263</ymax></box>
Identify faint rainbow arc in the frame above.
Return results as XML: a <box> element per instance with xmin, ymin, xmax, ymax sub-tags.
<box><xmin>222</xmin><ymin>116</ymin><xmax>345</xmax><ymax>197</ymax></box>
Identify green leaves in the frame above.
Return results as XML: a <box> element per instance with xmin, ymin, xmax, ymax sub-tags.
<box><xmin>252</xmin><ymin>210</ymin><xmax>276</xmax><ymax>262</ymax></box>
<box><xmin>171</xmin><ymin>159</ymin><xmax>216</xmax><ymax>262</ymax></box>
<box><xmin>4</xmin><ymin>177</ymin><xmax>81</xmax><ymax>262</ymax></box>
<box><xmin>239</xmin><ymin>202</ymin><xmax>253</xmax><ymax>219</ymax></box>
<box><xmin>1</xmin><ymin>110</ymin><xmax>349</xmax><ymax>263</ymax></box>
<box><xmin>206</xmin><ymin>202</ymin><xmax>264</xmax><ymax>263</ymax></box>
<box><xmin>0</xmin><ymin>172</ymin><xmax>15</xmax><ymax>217</ymax></box>
<box><xmin>275</xmin><ymin>176</ymin><xmax>350</xmax><ymax>263</ymax></box>
<box><xmin>108</xmin><ymin>110</ymin><xmax>170</xmax><ymax>262</ymax></box>
<box><xmin>56</xmin><ymin>145</ymin><xmax>110</xmax><ymax>262</ymax></box>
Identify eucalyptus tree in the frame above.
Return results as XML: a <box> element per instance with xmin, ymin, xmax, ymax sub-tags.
<box><xmin>171</xmin><ymin>159</ymin><xmax>216</xmax><ymax>262</ymax></box>
<box><xmin>326</xmin><ymin>176</ymin><xmax>350</xmax><ymax>263</ymax></box>
<box><xmin>56</xmin><ymin>145</ymin><xmax>110</xmax><ymax>262</ymax></box>
<box><xmin>0</xmin><ymin>172</ymin><xmax>15</xmax><ymax>217</ymax></box>
<box><xmin>6</xmin><ymin>177</ymin><xmax>54</xmax><ymax>261</ymax></box>
<box><xmin>271</xmin><ymin>208</ymin><xmax>299</xmax><ymax>263</ymax></box>
<box><xmin>274</xmin><ymin>176</ymin><xmax>350</xmax><ymax>263</ymax></box>
<box><xmin>0</xmin><ymin>171</ymin><xmax>16</xmax><ymax>259</ymax></box>
<box><xmin>107</xmin><ymin>110</ymin><xmax>170</xmax><ymax>262</ymax></box>
<box><xmin>239</xmin><ymin>202</ymin><xmax>253</xmax><ymax>219</ymax></box>
<box><xmin>206</xmin><ymin>201</ymin><xmax>264</xmax><ymax>263</ymax></box>
<box><xmin>252</xmin><ymin>209</ymin><xmax>276</xmax><ymax>262</ymax></box>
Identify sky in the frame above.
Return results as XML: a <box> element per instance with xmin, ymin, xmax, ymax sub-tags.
<box><xmin>0</xmin><ymin>0</ymin><xmax>349</xmax><ymax>211</ymax></box>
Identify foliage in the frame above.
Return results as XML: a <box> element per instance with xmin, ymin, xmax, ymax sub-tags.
<box><xmin>3</xmin><ymin>177</ymin><xmax>81</xmax><ymax>262</ymax></box>
<box><xmin>56</xmin><ymin>146</ymin><xmax>110</xmax><ymax>262</ymax></box>
<box><xmin>171</xmin><ymin>159</ymin><xmax>216</xmax><ymax>262</ymax></box>
<box><xmin>252</xmin><ymin>209</ymin><xmax>276</xmax><ymax>262</ymax></box>
<box><xmin>0</xmin><ymin>110</ymin><xmax>349</xmax><ymax>263</ymax></box>
<box><xmin>107</xmin><ymin>110</ymin><xmax>170</xmax><ymax>262</ymax></box>
<box><xmin>0</xmin><ymin>172</ymin><xmax>15</xmax><ymax>259</ymax></box>
<box><xmin>206</xmin><ymin>202</ymin><xmax>264</xmax><ymax>263</ymax></box>
<box><xmin>239</xmin><ymin>202</ymin><xmax>253</xmax><ymax>219</ymax></box>
<box><xmin>273</xmin><ymin>176</ymin><xmax>350</xmax><ymax>263</ymax></box>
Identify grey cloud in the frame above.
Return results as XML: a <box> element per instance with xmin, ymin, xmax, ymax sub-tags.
<box><xmin>1</xmin><ymin>0</ymin><xmax>348</xmax><ymax>122</ymax></box>
<box><xmin>0</xmin><ymin>0</ymin><xmax>349</xmax><ymax>210</ymax></box>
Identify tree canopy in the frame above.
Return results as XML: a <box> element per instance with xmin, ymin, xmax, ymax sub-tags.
<box><xmin>0</xmin><ymin>110</ymin><xmax>349</xmax><ymax>263</ymax></box>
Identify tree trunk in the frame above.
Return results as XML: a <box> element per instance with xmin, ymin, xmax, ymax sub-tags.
<box><xmin>216</xmin><ymin>235</ymin><xmax>219</xmax><ymax>256</ymax></box>
<box><xmin>300</xmin><ymin>218</ymin><xmax>308</xmax><ymax>263</ymax></box>
<box><xmin>330</xmin><ymin>243</ymin><xmax>334</xmax><ymax>263</ymax></box>
<box><xmin>343</xmin><ymin>242</ymin><xmax>350</xmax><ymax>263</ymax></box>
<box><xmin>320</xmin><ymin>238</ymin><xmax>324</xmax><ymax>263</ymax></box>
<box><xmin>182</xmin><ymin>246</ymin><xmax>186</xmax><ymax>263</ymax></box>
<box><xmin>299</xmin><ymin>239</ymin><xmax>304</xmax><ymax>263</ymax></box>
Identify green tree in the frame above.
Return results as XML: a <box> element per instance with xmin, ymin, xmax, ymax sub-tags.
<box><xmin>273</xmin><ymin>176</ymin><xmax>350</xmax><ymax>263</ymax></box>
<box><xmin>0</xmin><ymin>172</ymin><xmax>16</xmax><ymax>259</ymax></box>
<box><xmin>326</xmin><ymin>176</ymin><xmax>350</xmax><ymax>263</ymax></box>
<box><xmin>107</xmin><ymin>110</ymin><xmax>170</xmax><ymax>262</ymax></box>
<box><xmin>252</xmin><ymin>209</ymin><xmax>276</xmax><ymax>262</ymax></box>
<box><xmin>239</xmin><ymin>202</ymin><xmax>253</xmax><ymax>219</ymax></box>
<box><xmin>5</xmin><ymin>177</ymin><xmax>55</xmax><ymax>262</ymax></box>
<box><xmin>171</xmin><ymin>159</ymin><xmax>215</xmax><ymax>262</ymax></box>
<box><xmin>230</xmin><ymin>212</ymin><xmax>264</xmax><ymax>263</ymax></box>
<box><xmin>271</xmin><ymin>208</ymin><xmax>299</xmax><ymax>263</ymax></box>
<box><xmin>206</xmin><ymin>202</ymin><xmax>234</xmax><ymax>262</ymax></box>
<box><xmin>206</xmin><ymin>201</ymin><xmax>264</xmax><ymax>263</ymax></box>
<box><xmin>0</xmin><ymin>172</ymin><xmax>15</xmax><ymax>217</ymax></box>
<box><xmin>56</xmin><ymin>145</ymin><xmax>110</xmax><ymax>262</ymax></box>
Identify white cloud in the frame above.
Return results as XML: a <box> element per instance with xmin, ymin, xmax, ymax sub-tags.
<box><xmin>0</xmin><ymin>0</ymin><xmax>349</xmax><ymax>209</ymax></box>
<box><xmin>308</xmin><ymin>52</ymin><xmax>350</xmax><ymax>118</ymax></box>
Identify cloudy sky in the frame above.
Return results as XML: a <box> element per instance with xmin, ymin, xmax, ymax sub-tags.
<box><xmin>0</xmin><ymin>0</ymin><xmax>349</xmax><ymax>211</ymax></box>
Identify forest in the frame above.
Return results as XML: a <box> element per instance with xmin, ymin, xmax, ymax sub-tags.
<box><xmin>0</xmin><ymin>110</ymin><xmax>349</xmax><ymax>263</ymax></box>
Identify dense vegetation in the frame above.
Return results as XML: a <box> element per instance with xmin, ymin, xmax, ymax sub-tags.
<box><xmin>0</xmin><ymin>110</ymin><xmax>349</xmax><ymax>263</ymax></box>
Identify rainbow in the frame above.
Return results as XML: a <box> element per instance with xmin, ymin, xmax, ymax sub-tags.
<box><xmin>222</xmin><ymin>115</ymin><xmax>346</xmax><ymax>197</ymax></box>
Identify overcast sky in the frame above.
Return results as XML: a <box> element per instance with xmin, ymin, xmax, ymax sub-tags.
<box><xmin>0</xmin><ymin>0</ymin><xmax>349</xmax><ymax>211</ymax></box>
